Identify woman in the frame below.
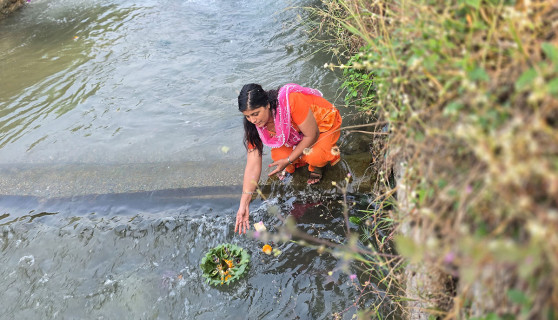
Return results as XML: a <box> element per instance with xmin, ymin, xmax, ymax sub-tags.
<box><xmin>235</xmin><ymin>83</ymin><xmax>342</xmax><ymax>234</ymax></box>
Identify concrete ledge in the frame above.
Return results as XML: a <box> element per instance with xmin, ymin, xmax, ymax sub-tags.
<box><xmin>0</xmin><ymin>152</ymin><xmax>373</xmax><ymax>199</ymax></box>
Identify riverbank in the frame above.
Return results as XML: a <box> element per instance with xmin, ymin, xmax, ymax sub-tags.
<box><xmin>314</xmin><ymin>0</ymin><xmax>558</xmax><ymax>318</ymax></box>
<box><xmin>0</xmin><ymin>0</ymin><xmax>25</xmax><ymax>19</ymax></box>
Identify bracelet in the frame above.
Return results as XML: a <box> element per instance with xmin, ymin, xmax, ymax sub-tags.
<box><xmin>242</xmin><ymin>191</ymin><xmax>254</xmax><ymax>194</ymax></box>
<box><xmin>287</xmin><ymin>155</ymin><xmax>293</xmax><ymax>165</ymax></box>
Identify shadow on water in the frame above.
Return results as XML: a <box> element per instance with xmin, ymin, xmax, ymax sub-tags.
<box><xmin>0</xmin><ymin>182</ymin><xmax>395</xmax><ymax>319</ymax></box>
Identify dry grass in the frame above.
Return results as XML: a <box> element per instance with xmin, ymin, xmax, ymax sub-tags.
<box><xmin>306</xmin><ymin>0</ymin><xmax>558</xmax><ymax>318</ymax></box>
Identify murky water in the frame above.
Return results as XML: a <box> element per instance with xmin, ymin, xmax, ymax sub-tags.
<box><xmin>0</xmin><ymin>0</ymin><xmax>391</xmax><ymax>319</ymax></box>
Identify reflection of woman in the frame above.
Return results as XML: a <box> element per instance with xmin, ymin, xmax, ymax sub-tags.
<box><xmin>235</xmin><ymin>83</ymin><xmax>342</xmax><ymax>234</ymax></box>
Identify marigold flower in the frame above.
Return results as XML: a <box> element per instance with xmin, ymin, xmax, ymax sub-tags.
<box><xmin>262</xmin><ymin>244</ymin><xmax>272</xmax><ymax>255</ymax></box>
<box><xmin>224</xmin><ymin>259</ymin><xmax>234</xmax><ymax>269</ymax></box>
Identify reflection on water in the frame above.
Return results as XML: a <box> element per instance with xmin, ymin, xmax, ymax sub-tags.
<box><xmin>0</xmin><ymin>193</ymin><xmax>390</xmax><ymax>319</ymax></box>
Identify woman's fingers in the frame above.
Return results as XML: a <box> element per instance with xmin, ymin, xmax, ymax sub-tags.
<box><xmin>268</xmin><ymin>159</ymin><xmax>287</xmax><ymax>176</ymax></box>
<box><xmin>238</xmin><ymin>220</ymin><xmax>248</xmax><ymax>234</ymax></box>
<box><xmin>235</xmin><ymin>211</ymin><xmax>249</xmax><ymax>234</ymax></box>
<box><xmin>235</xmin><ymin>218</ymin><xmax>240</xmax><ymax>233</ymax></box>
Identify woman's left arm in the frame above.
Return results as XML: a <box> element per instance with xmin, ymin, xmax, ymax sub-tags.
<box><xmin>268</xmin><ymin>110</ymin><xmax>319</xmax><ymax>176</ymax></box>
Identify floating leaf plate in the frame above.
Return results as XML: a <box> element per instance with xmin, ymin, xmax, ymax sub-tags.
<box><xmin>200</xmin><ymin>243</ymin><xmax>250</xmax><ymax>286</ymax></box>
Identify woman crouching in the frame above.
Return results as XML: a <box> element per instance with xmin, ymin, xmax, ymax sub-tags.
<box><xmin>234</xmin><ymin>83</ymin><xmax>342</xmax><ymax>234</ymax></box>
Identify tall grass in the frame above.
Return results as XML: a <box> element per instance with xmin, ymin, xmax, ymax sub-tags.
<box><xmin>302</xmin><ymin>0</ymin><xmax>558</xmax><ymax>318</ymax></box>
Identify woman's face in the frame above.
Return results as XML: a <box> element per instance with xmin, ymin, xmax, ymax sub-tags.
<box><xmin>242</xmin><ymin>104</ymin><xmax>271</xmax><ymax>128</ymax></box>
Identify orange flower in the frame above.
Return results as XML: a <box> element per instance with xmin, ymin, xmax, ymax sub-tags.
<box><xmin>262</xmin><ymin>244</ymin><xmax>272</xmax><ymax>255</ymax></box>
<box><xmin>224</xmin><ymin>259</ymin><xmax>234</xmax><ymax>269</ymax></box>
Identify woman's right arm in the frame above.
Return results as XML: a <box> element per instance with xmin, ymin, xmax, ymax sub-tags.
<box><xmin>235</xmin><ymin>148</ymin><xmax>262</xmax><ymax>234</ymax></box>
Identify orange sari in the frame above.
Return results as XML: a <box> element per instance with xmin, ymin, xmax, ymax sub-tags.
<box><xmin>270</xmin><ymin>92</ymin><xmax>342</xmax><ymax>173</ymax></box>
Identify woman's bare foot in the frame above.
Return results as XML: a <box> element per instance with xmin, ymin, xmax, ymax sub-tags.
<box><xmin>307</xmin><ymin>167</ymin><xmax>324</xmax><ymax>185</ymax></box>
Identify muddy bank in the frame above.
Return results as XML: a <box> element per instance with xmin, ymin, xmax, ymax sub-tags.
<box><xmin>0</xmin><ymin>0</ymin><xmax>25</xmax><ymax>19</ymax></box>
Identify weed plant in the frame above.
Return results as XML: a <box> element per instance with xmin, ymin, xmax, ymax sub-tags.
<box><xmin>300</xmin><ymin>0</ymin><xmax>558</xmax><ymax>318</ymax></box>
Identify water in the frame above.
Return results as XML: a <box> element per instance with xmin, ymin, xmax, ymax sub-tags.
<box><xmin>1</xmin><ymin>192</ymin><xmax>387</xmax><ymax>319</ymax></box>
<box><xmin>0</xmin><ymin>0</ymin><xmax>390</xmax><ymax>318</ymax></box>
<box><xmin>0</xmin><ymin>0</ymin><xmax>341</xmax><ymax>165</ymax></box>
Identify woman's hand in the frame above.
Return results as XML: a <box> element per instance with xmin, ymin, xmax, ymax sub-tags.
<box><xmin>268</xmin><ymin>158</ymin><xmax>289</xmax><ymax>176</ymax></box>
<box><xmin>235</xmin><ymin>205</ymin><xmax>250</xmax><ymax>234</ymax></box>
<box><xmin>236</xmin><ymin>149</ymin><xmax>261</xmax><ymax>235</ymax></box>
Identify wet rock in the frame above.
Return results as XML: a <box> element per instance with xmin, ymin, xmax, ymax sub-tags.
<box><xmin>78</xmin><ymin>226</ymin><xmax>94</xmax><ymax>243</ymax></box>
<box><xmin>155</xmin><ymin>217</ymin><xmax>177</xmax><ymax>232</ymax></box>
<box><xmin>0</xmin><ymin>0</ymin><xmax>26</xmax><ymax>19</ymax></box>
<box><xmin>131</xmin><ymin>223</ymin><xmax>148</xmax><ymax>238</ymax></box>
<box><xmin>113</xmin><ymin>224</ymin><xmax>128</xmax><ymax>237</ymax></box>
<box><xmin>339</xmin><ymin>132</ymin><xmax>373</xmax><ymax>155</ymax></box>
<box><xmin>58</xmin><ymin>228</ymin><xmax>72</xmax><ymax>237</ymax></box>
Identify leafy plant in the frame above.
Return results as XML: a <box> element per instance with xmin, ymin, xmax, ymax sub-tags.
<box><xmin>342</xmin><ymin>48</ymin><xmax>377</xmax><ymax>110</ymax></box>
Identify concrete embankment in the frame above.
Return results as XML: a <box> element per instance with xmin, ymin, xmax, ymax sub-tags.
<box><xmin>0</xmin><ymin>151</ymin><xmax>373</xmax><ymax>199</ymax></box>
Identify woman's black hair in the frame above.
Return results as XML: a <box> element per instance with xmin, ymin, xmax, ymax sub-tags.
<box><xmin>238</xmin><ymin>83</ymin><xmax>279</xmax><ymax>156</ymax></box>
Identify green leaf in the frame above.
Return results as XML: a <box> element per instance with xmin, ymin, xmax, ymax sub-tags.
<box><xmin>423</xmin><ymin>53</ymin><xmax>440</xmax><ymax>71</ymax></box>
<box><xmin>515</xmin><ymin>68</ymin><xmax>537</xmax><ymax>91</ymax></box>
<box><xmin>349</xmin><ymin>216</ymin><xmax>362</xmax><ymax>225</ymax></box>
<box><xmin>547</xmin><ymin>77</ymin><xmax>558</xmax><ymax>97</ymax></box>
<box><xmin>437</xmin><ymin>179</ymin><xmax>448</xmax><ymax>188</ymax></box>
<box><xmin>444</xmin><ymin>101</ymin><xmax>464</xmax><ymax>116</ymax></box>
<box><xmin>468</xmin><ymin>67</ymin><xmax>490</xmax><ymax>82</ymax></box>
<box><xmin>485</xmin><ymin>313</ymin><xmax>502</xmax><ymax>320</ymax></box>
<box><xmin>465</xmin><ymin>0</ymin><xmax>481</xmax><ymax>9</ymax></box>
<box><xmin>507</xmin><ymin>289</ymin><xmax>529</xmax><ymax>306</ymax></box>
<box><xmin>541</xmin><ymin>42</ymin><xmax>558</xmax><ymax>65</ymax></box>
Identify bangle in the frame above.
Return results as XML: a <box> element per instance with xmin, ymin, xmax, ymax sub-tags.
<box><xmin>287</xmin><ymin>156</ymin><xmax>293</xmax><ymax>165</ymax></box>
<box><xmin>242</xmin><ymin>191</ymin><xmax>254</xmax><ymax>194</ymax></box>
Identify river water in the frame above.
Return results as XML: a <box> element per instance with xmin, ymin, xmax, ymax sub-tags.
<box><xmin>0</xmin><ymin>0</ymin><xmax>341</xmax><ymax>165</ymax></box>
<box><xmin>0</xmin><ymin>0</ymin><xmax>390</xmax><ymax>319</ymax></box>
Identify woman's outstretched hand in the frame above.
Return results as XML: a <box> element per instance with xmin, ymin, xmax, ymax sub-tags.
<box><xmin>268</xmin><ymin>158</ymin><xmax>289</xmax><ymax>177</ymax></box>
<box><xmin>235</xmin><ymin>206</ymin><xmax>250</xmax><ymax>234</ymax></box>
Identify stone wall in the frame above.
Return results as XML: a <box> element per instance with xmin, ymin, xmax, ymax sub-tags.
<box><xmin>0</xmin><ymin>0</ymin><xmax>26</xmax><ymax>19</ymax></box>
